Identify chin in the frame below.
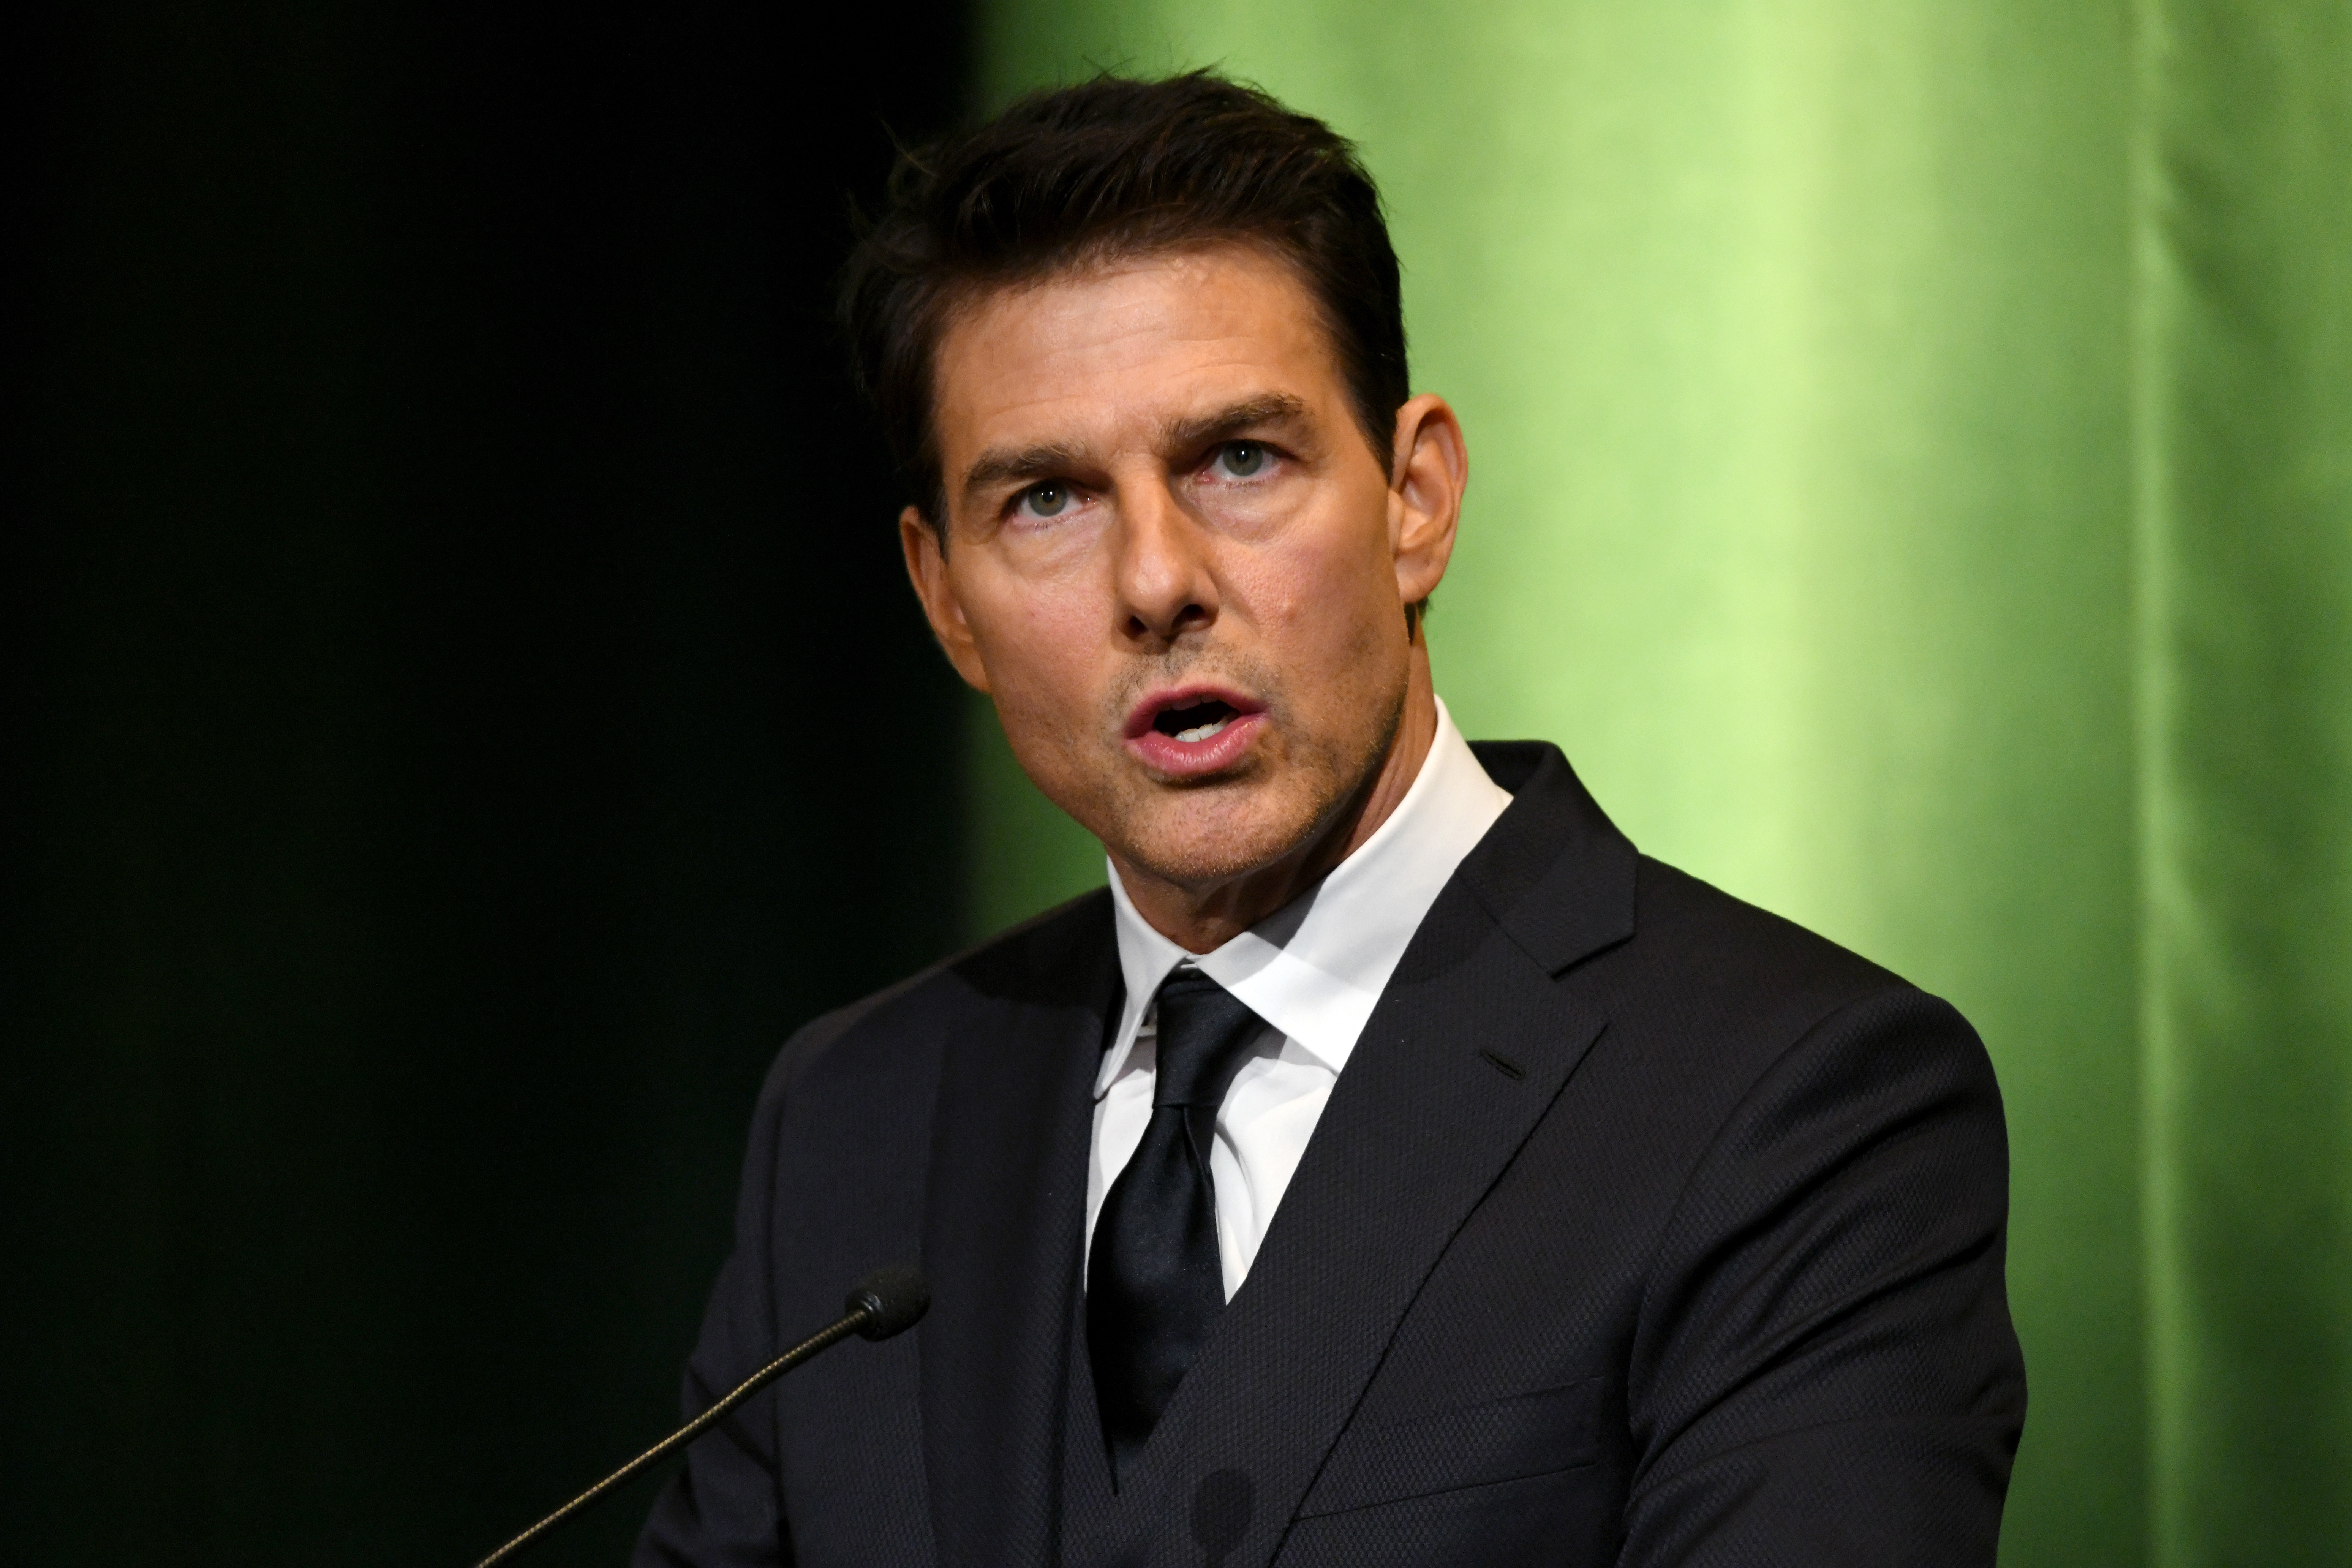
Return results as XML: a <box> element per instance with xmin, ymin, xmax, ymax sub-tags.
<box><xmin>1110</xmin><ymin>781</ymin><xmax>1332</xmax><ymax>891</ymax></box>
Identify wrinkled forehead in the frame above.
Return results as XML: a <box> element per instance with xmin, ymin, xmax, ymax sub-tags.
<box><xmin>928</xmin><ymin>243</ymin><xmax>1349</xmax><ymax>466</ymax></box>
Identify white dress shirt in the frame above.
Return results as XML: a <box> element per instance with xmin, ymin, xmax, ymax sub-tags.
<box><xmin>1088</xmin><ymin>697</ymin><xmax>1514</xmax><ymax>1300</ymax></box>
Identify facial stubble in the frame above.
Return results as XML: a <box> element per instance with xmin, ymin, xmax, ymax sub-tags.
<box><xmin>1068</xmin><ymin>621</ymin><xmax>1410</xmax><ymax>896</ymax></box>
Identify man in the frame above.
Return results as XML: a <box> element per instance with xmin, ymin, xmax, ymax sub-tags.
<box><xmin>639</xmin><ymin>72</ymin><xmax>2025</xmax><ymax>1568</ymax></box>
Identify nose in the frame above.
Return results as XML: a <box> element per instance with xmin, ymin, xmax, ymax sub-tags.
<box><xmin>1112</xmin><ymin>477</ymin><xmax>1216</xmax><ymax>646</ymax></box>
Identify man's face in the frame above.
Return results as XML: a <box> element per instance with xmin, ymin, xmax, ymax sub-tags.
<box><xmin>903</xmin><ymin>244</ymin><xmax>1457</xmax><ymax>895</ymax></box>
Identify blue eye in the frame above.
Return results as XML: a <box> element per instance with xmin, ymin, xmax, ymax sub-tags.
<box><xmin>1219</xmin><ymin>442</ymin><xmax>1267</xmax><ymax>476</ymax></box>
<box><xmin>1022</xmin><ymin>482</ymin><xmax>1070</xmax><ymax>517</ymax></box>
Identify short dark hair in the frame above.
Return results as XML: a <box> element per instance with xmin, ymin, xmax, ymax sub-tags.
<box><xmin>840</xmin><ymin>71</ymin><xmax>1410</xmax><ymax>531</ymax></box>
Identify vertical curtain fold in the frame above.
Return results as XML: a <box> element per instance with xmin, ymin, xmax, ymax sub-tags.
<box><xmin>2136</xmin><ymin>2</ymin><xmax>2352</xmax><ymax>1562</ymax></box>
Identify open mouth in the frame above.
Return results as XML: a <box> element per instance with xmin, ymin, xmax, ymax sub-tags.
<box><xmin>1124</xmin><ymin>685</ymin><xmax>1266</xmax><ymax>776</ymax></box>
<box><xmin>1152</xmin><ymin>695</ymin><xmax>1242</xmax><ymax>744</ymax></box>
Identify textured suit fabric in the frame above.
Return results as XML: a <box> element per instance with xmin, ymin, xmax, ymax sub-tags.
<box><xmin>634</xmin><ymin>742</ymin><xmax>2026</xmax><ymax>1568</ymax></box>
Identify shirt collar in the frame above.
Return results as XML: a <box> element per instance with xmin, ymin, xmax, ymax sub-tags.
<box><xmin>1099</xmin><ymin>697</ymin><xmax>1513</xmax><ymax>1097</ymax></box>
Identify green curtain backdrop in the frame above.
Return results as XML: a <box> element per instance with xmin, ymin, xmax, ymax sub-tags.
<box><xmin>964</xmin><ymin>2</ymin><xmax>2352</xmax><ymax>1564</ymax></box>
<box><xmin>2137</xmin><ymin>2</ymin><xmax>2352</xmax><ymax>1562</ymax></box>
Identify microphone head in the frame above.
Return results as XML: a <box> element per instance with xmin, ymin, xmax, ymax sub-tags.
<box><xmin>845</xmin><ymin>1266</ymin><xmax>930</xmax><ymax>1340</ymax></box>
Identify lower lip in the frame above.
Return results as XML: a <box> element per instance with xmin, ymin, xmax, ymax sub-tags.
<box><xmin>1127</xmin><ymin>711</ymin><xmax>1266</xmax><ymax>778</ymax></box>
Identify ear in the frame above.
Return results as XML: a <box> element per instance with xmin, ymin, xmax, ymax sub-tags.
<box><xmin>1386</xmin><ymin>392</ymin><xmax>1467</xmax><ymax>610</ymax></box>
<box><xmin>899</xmin><ymin>506</ymin><xmax>992</xmax><ymax>691</ymax></box>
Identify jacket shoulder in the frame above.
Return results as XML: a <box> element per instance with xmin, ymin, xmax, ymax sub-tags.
<box><xmin>759</xmin><ymin>885</ymin><xmax>1118</xmax><ymax>1105</ymax></box>
<box><xmin>1564</xmin><ymin>854</ymin><xmax>1981</xmax><ymax>1104</ymax></box>
<box><xmin>1626</xmin><ymin>854</ymin><xmax>1912</xmax><ymax>1005</ymax></box>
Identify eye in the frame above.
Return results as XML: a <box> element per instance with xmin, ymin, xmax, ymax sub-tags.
<box><xmin>1214</xmin><ymin>441</ymin><xmax>1268</xmax><ymax>477</ymax></box>
<box><xmin>1016</xmin><ymin>481</ymin><xmax>1072</xmax><ymax>518</ymax></box>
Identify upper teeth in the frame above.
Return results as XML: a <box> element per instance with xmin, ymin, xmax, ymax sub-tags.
<box><xmin>1175</xmin><ymin>717</ymin><xmax>1230</xmax><ymax>743</ymax></box>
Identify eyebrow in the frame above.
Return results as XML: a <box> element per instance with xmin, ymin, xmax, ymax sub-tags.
<box><xmin>959</xmin><ymin>439</ymin><xmax>1093</xmax><ymax>499</ymax></box>
<box><xmin>956</xmin><ymin>392</ymin><xmax>1315</xmax><ymax>502</ymax></box>
<box><xmin>1159</xmin><ymin>392</ymin><xmax>1311</xmax><ymax>454</ymax></box>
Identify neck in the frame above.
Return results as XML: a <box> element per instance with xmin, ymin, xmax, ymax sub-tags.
<box><xmin>1111</xmin><ymin>647</ymin><xmax>1440</xmax><ymax>954</ymax></box>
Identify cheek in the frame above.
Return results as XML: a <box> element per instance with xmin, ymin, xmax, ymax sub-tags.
<box><xmin>1243</xmin><ymin>517</ymin><xmax>1400</xmax><ymax>681</ymax></box>
<box><xmin>959</xmin><ymin>556</ymin><xmax>1110</xmax><ymax>720</ymax></box>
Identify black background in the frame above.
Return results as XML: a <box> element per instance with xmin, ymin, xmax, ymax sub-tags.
<box><xmin>8</xmin><ymin>1</ymin><xmax>969</xmax><ymax>1561</ymax></box>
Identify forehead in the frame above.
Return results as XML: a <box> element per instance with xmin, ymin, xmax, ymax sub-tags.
<box><xmin>930</xmin><ymin>244</ymin><xmax>1346</xmax><ymax>463</ymax></box>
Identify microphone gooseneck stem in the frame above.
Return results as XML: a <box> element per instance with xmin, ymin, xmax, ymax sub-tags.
<box><xmin>472</xmin><ymin>1304</ymin><xmax>873</xmax><ymax>1568</ymax></box>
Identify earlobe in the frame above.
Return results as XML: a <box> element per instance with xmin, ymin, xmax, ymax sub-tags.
<box><xmin>899</xmin><ymin>506</ymin><xmax>992</xmax><ymax>692</ymax></box>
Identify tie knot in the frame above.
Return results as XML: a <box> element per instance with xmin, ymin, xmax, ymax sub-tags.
<box><xmin>1150</xmin><ymin>969</ymin><xmax>1265</xmax><ymax>1109</ymax></box>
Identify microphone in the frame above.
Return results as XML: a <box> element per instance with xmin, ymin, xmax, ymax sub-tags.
<box><xmin>473</xmin><ymin>1265</ymin><xmax>930</xmax><ymax>1568</ymax></box>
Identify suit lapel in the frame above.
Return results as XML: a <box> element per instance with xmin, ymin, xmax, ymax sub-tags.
<box><xmin>920</xmin><ymin>898</ymin><xmax>1119</xmax><ymax>1568</ymax></box>
<box><xmin>1132</xmin><ymin>742</ymin><xmax>1636</xmax><ymax>1568</ymax></box>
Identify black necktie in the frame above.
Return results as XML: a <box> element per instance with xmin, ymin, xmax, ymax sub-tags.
<box><xmin>1088</xmin><ymin>968</ymin><xmax>1266</xmax><ymax>1482</ymax></box>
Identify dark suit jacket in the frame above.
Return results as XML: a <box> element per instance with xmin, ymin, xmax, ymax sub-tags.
<box><xmin>636</xmin><ymin>741</ymin><xmax>2026</xmax><ymax>1567</ymax></box>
